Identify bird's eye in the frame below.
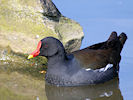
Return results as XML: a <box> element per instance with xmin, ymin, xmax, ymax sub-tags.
<box><xmin>44</xmin><ymin>44</ymin><xmax>48</xmax><ymax>48</ymax></box>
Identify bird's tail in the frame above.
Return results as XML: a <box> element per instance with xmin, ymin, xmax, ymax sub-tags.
<box><xmin>107</xmin><ymin>31</ymin><xmax>118</xmax><ymax>42</ymax></box>
<box><xmin>106</xmin><ymin>31</ymin><xmax>127</xmax><ymax>71</ymax></box>
<box><xmin>118</xmin><ymin>32</ymin><xmax>127</xmax><ymax>53</ymax></box>
<box><xmin>107</xmin><ymin>31</ymin><xmax>127</xmax><ymax>50</ymax></box>
<box><xmin>106</xmin><ymin>31</ymin><xmax>119</xmax><ymax>48</ymax></box>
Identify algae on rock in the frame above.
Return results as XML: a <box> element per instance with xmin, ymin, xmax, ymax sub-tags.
<box><xmin>0</xmin><ymin>0</ymin><xmax>84</xmax><ymax>99</ymax></box>
<box><xmin>0</xmin><ymin>0</ymin><xmax>57</xmax><ymax>54</ymax></box>
<box><xmin>0</xmin><ymin>0</ymin><xmax>84</xmax><ymax>55</ymax></box>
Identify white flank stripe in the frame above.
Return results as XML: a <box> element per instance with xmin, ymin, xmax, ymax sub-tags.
<box><xmin>104</xmin><ymin>64</ymin><xmax>113</xmax><ymax>71</ymax></box>
<box><xmin>98</xmin><ymin>64</ymin><xmax>113</xmax><ymax>72</ymax></box>
<box><xmin>85</xmin><ymin>68</ymin><xmax>91</xmax><ymax>71</ymax></box>
<box><xmin>85</xmin><ymin>64</ymin><xmax>113</xmax><ymax>72</ymax></box>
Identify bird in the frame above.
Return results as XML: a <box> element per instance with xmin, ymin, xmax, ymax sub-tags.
<box><xmin>28</xmin><ymin>31</ymin><xmax>127</xmax><ymax>86</ymax></box>
<box><xmin>71</xmin><ymin>31</ymin><xmax>127</xmax><ymax>70</ymax></box>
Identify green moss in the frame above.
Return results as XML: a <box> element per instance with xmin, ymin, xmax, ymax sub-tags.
<box><xmin>0</xmin><ymin>0</ymin><xmax>59</xmax><ymax>55</ymax></box>
<box><xmin>17</xmin><ymin>0</ymin><xmax>38</xmax><ymax>7</ymax></box>
<box><xmin>0</xmin><ymin>0</ymin><xmax>58</xmax><ymax>39</ymax></box>
<box><xmin>0</xmin><ymin>16</ymin><xmax>54</xmax><ymax>37</ymax></box>
<box><xmin>0</xmin><ymin>46</ymin><xmax>47</xmax><ymax>79</ymax></box>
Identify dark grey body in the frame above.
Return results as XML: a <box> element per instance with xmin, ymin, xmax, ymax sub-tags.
<box><xmin>45</xmin><ymin>55</ymin><xmax>118</xmax><ymax>86</ymax></box>
<box><xmin>36</xmin><ymin>32</ymin><xmax>127</xmax><ymax>86</ymax></box>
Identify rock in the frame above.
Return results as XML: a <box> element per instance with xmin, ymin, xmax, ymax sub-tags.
<box><xmin>55</xmin><ymin>17</ymin><xmax>84</xmax><ymax>52</ymax></box>
<box><xmin>40</xmin><ymin>0</ymin><xmax>61</xmax><ymax>17</ymax></box>
<box><xmin>0</xmin><ymin>0</ymin><xmax>84</xmax><ymax>60</ymax></box>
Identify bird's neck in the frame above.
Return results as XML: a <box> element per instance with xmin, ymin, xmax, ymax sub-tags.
<box><xmin>47</xmin><ymin>50</ymin><xmax>67</xmax><ymax>66</ymax></box>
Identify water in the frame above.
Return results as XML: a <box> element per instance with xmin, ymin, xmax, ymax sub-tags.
<box><xmin>45</xmin><ymin>78</ymin><xmax>123</xmax><ymax>100</ymax></box>
<box><xmin>52</xmin><ymin>0</ymin><xmax>133</xmax><ymax>100</ymax></box>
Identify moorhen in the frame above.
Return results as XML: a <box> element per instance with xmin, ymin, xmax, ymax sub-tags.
<box><xmin>72</xmin><ymin>31</ymin><xmax>127</xmax><ymax>69</ymax></box>
<box><xmin>28</xmin><ymin>32</ymin><xmax>127</xmax><ymax>86</ymax></box>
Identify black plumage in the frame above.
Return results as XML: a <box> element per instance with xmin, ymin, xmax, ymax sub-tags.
<box><xmin>28</xmin><ymin>32</ymin><xmax>127</xmax><ymax>86</ymax></box>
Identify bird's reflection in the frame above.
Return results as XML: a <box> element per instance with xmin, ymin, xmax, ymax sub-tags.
<box><xmin>45</xmin><ymin>78</ymin><xmax>123</xmax><ymax>100</ymax></box>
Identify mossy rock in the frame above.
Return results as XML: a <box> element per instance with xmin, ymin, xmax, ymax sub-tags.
<box><xmin>0</xmin><ymin>0</ymin><xmax>58</xmax><ymax>54</ymax></box>
<box><xmin>0</xmin><ymin>0</ymin><xmax>84</xmax><ymax>54</ymax></box>
<box><xmin>0</xmin><ymin>0</ymin><xmax>84</xmax><ymax>68</ymax></box>
<box><xmin>0</xmin><ymin>0</ymin><xmax>84</xmax><ymax>99</ymax></box>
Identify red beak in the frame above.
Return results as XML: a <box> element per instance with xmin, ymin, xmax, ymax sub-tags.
<box><xmin>28</xmin><ymin>41</ymin><xmax>42</xmax><ymax>59</ymax></box>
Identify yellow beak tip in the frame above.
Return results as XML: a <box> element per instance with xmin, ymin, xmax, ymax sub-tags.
<box><xmin>27</xmin><ymin>55</ymin><xmax>33</xmax><ymax>59</ymax></box>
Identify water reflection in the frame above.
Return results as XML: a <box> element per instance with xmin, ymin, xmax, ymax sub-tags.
<box><xmin>45</xmin><ymin>78</ymin><xmax>123</xmax><ymax>100</ymax></box>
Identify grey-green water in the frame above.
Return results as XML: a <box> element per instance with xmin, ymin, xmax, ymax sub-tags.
<box><xmin>0</xmin><ymin>59</ymin><xmax>125</xmax><ymax>100</ymax></box>
<box><xmin>0</xmin><ymin>60</ymin><xmax>47</xmax><ymax>100</ymax></box>
<box><xmin>45</xmin><ymin>78</ymin><xmax>123</xmax><ymax>100</ymax></box>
